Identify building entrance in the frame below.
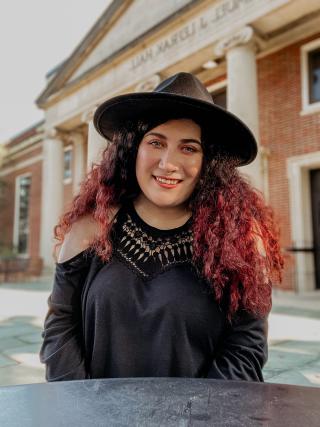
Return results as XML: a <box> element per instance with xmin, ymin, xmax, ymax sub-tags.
<box><xmin>310</xmin><ymin>169</ymin><xmax>320</xmax><ymax>289</ymax></box>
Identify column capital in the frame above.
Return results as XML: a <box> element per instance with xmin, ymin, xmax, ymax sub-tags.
<box><xmin>45</xmin><ymin>128</ymin><xmax>84</xmax><ymax>145</ymax></box>
<box><xmin>260</xmin><ymin>146</ymin><xmax>271</xmax><ymax>159</ymax></box>
<box><xmin>44</xmin><ymin>128</ymin><xmax>60</xmax><ymax>140</ymax></box>
<box><xmin>44</xmin><ymin>127</ymin><xmax>71</xmax><ymax>142</ymax></box>
<box><xmin>67</xmin><ymin>130</ymin><xmax>84</xmax><ymax>145</ymax></box>
<box><xmin>81</xmin><ymin>107</ymin><xmax>99</xmax><ymax>124</ymax></box>
<box><xmin>214</xmin><ymin>26</ymin><xmax>258</xmax><ymax>57</ymax></box>
<box><xmin>134</xmin><ymin>74</ymin><xmax>161</xmax><ymax>92</ymax></box>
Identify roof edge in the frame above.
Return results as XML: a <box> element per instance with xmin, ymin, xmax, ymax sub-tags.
<box><xmin>36</xmin><ymin>0</ymin><xmax>129</xmax><ymax>108</ymax></box>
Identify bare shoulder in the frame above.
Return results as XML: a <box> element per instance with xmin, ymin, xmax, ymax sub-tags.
<box><xmin>57</xmin><ymin>207</ymin><xmax>120</xmax><ymax>264</ymax></box>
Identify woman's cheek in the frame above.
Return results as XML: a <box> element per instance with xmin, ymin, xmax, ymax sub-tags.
<box><xmin>138</xmin><ymin>146</ymin><xmax>157</xmax><ymax>164</ymax></box>
<box><xmin>187</xmin><ymin>161</ymin><xmax>203</xmax><ymax>179</ymax></box>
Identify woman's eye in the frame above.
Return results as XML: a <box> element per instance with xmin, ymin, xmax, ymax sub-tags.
<box><xmin>149</xmin><ymin>140</ymin><xmax>162</xmax><ymax>148</ymax></box>
<box><xmin>182</xmin><ymin>146</ymin><xmax>197</xmax><ymax>153</ymax></box>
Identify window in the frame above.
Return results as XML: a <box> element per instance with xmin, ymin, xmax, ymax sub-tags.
<box><xmin>308</xmin><ymin>48</ymin><xmax>320</xmax><ymax>104</ymax></box>
<box><xmin>64</xmin><ymin>146</ymin><xmax>72</xmax><ymax>183</ymax></box>
<box><xmin>14</xmin><ymin>174</ymin><xmax>31</xmax><ymax>255</ymax></box>
<box><xmin>301</xmin><ymin>39</ymin><xmax>320</xmax><ymax>114</ymax></box>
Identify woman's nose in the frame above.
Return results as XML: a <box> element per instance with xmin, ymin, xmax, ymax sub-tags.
<box><xmin>158</xmin><ymin>150</ymin><xmax>179</xmax><ymax>172</ymax></box>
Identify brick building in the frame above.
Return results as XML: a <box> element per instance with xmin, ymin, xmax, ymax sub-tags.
<box><xmin>0</xmin><ymin>0</ymin><xmax>320</xmax><ymax>291</ymax></box>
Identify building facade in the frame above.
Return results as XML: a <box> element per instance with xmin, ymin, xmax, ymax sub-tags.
<box><xmin>1</xmin><ymin>0</ymin><xmax>320</xmax><ymax>291</ymax></box>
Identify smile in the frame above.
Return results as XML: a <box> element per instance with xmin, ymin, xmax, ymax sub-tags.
<box><xmin>154</xmin><ymin>176</ymin><xmax>182</xmax><ymax>185</ymax></box>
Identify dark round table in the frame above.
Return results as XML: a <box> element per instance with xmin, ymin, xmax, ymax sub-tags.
<box><xmin>0</xmin><ymin>378</ymin><xmax>319</xmax><ymax>426</ymax></box>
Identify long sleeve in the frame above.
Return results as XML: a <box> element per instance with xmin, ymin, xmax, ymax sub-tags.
<box><xmin>39</xmin><ymin>250</ymin><xmax>93</xmax><ymax>381</ymax></box>
<box><xmin>207</xmin><ymin>310</ymin><xmax>269</xmax><ymax>382</ymax></box>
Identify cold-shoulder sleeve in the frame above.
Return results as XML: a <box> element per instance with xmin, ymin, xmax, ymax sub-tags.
<box><xmin>39</xmin><ymin>249</ymin><xmax>93</xmax><ymax>381</ymax></box>
<box><xmin>207</xmin><ymin>311</ymin><xmax>269</xmax><ymax>382</ymax></box>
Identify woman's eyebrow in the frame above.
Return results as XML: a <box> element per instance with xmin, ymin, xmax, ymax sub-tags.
<box><xmin>145</xmin><ymin>132</ymin><xmax>202</xmax><ymax>145</ymax></box>
<box><xmin>181</xmin><ymin>138</ymin><xmax>202</xmax><ymax>145</ymax></box>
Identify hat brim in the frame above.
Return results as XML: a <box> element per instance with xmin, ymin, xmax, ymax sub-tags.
<box><xmin>93</xmin><ymin>92</ymin><xmax>257</xmax><ymax>166</ymax></box>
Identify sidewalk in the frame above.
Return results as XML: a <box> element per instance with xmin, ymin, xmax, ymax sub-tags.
<box><xmin>0</xmin><ymin>277</ymin><xmax>319</xmax><ymax>387</ymax></box>
<box><xmin>264</xmin><ymin>289</ymin><xmax>320</xmax><ymax>387</ymax></box>
<box><xmin>0</xmin><ymin>277</ymin><xmax>51</xmax><ymax>385</ymax></box>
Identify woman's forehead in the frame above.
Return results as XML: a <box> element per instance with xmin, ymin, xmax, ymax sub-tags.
<box><xmin>145</xmin><ymin>118</ymin><xmax>201</xmax><ymax>137</ymax></box>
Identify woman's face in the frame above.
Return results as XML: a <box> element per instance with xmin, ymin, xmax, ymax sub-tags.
<box><xmin>135</xmin><ymin>119</ymin><xmax>203</xmax><ymax>209</ymax></box>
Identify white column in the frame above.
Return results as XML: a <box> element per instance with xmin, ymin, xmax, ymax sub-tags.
<box><xmin>82</xmin><ymin>110</ymin><xmax>109</xmax><ymax>171</ymax></box>
<box><xmin>215</xmin><ymin>26</ymin><xmax>263</xmax><ymax>192</ymax></box>
<box><xmin>72</xmin><ymin>132</ymin><xmax>86</xmax><ymax>195</ymax></box>
<box><xmin>40</xmin><ymin>129</ymin><xmax>64</xmax><ymax>270</ymax></box>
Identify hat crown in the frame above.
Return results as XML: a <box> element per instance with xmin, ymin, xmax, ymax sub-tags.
<box><xmin>154</xmin><ymin>72</ymin><xmax>213</xmax><ymax>104</ymax></box>
<box><xmin>94</xmin><ymin>72</ymin><xmax>257</xmax><ymax>166</ymax></box>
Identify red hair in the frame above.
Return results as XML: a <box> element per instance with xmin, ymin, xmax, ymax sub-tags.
<box><xmin>54</xmin><ymin>120</ymin><xmax>283</xmax><ymax>320</ymax></box>
<box><xmin>191</xmin><ymin>157</ymin><xmax>283</xmax><ymax>320</ymax></box>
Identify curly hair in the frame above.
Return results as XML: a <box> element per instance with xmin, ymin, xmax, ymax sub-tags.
<box><xmin>54</xmin><ymin>114</ymin><xmax>283</xmax><ymax>320</ymax></box>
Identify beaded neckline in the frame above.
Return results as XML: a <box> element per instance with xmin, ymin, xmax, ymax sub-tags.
<box><xmin>126</xmin><ymin>200</ymin><xmax>193</xmax><ymax>237</ymax></box>
<box><xmin>113</xmin><ymin>201</ymin><xmax>194</xmax><ymax>280</ymax></box>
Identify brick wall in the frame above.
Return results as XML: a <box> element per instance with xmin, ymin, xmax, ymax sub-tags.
<box><xmin>64</xmin><ymin>182</ymin><xmax>73</xmax><ymax>212</ymax></box>
<box><xmin>257</xmin><ymin>34</ymin><xmax>320</xmax><ymax>289</ymax></box>
<box><xmin>0</xmin><ymin>155</ymin><xmax>43</xmax><ymax>280</ymax></box>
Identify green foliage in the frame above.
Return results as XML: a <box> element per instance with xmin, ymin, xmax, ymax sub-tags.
<box><xmin>0</xmin><ymin>180</ymin><xmax>9</xmax><ymax>208</ymax></box>
<box><xmin>0</xmin><ymin>243</ymin><xmax>18</xmax><ymax>258</ymax></box>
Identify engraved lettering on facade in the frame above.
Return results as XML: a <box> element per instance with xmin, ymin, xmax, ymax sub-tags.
<box><xmin>199</xmin><ymin>16</ymin><xmax>208</xmax><ymax>29</ymax></box>
<box><xmin>131</xmin><ymin>48</ymin><xmax>154</xmax><ymax>71</ymax></box>
<box><xmin>211</xmin><ymin>0</ymin><xmax>254</xmax><ymax>24</ymax></box>
<box><xmin>129</xmin><ymin>0</ymin><xmax>259</xmax><ymax>71</ymax></box>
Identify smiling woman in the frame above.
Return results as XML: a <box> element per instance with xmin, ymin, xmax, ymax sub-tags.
<box><xmin>40</xmin><ymin>72</ymin><xmax>283</xmax><ymax>383</ymax></box>
<box><xmin>134</xmin><ymin>119</ymin><xmax>203</xmax><ymax>229</ymax></box>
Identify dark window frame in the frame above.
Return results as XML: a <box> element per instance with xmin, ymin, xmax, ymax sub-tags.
<box><xmin>308</xmin><ymin>47</ymin><xmax>320</xmax><ymax>104</ymax></box>
<box><xmin>16</xmin><ymin>174</ymin><xmax>31</xmax><ymax>255</ymax></box>
<box><xmin>63</xmin><ymin>148</ymin><xmax>73</xmax><ymax>181</ymax></box>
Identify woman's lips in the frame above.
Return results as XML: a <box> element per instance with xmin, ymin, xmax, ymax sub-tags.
<box><xmin>153</xmin><ymin>175</ymin><xmax>182</xmax><ymax>189</ymax></box>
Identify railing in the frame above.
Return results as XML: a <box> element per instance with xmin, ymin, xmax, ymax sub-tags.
<box><xmin>0</xmin><ymin>256</ymin><xmax>30</xmax><ymax>282</ymax></box>
<box><xmin>285</xmin><ymin>246</ymin><xmax>315</xmax><ymax>253</ymax></box>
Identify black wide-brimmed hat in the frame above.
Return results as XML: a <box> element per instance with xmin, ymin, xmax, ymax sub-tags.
<box><xmin>93</xmin><ymin>72</ymin><xmax>257</xmax><ymax>166</ymax></box>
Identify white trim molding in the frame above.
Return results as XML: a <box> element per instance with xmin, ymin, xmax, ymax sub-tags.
<box><xmin>300</xmin><ymin>37</ymin><xmax>320</xmax><ymax>116</ymax></box>
<box><xmin>6</xmin><ymin>134</ymin><xmax>43</xmax><ymax>156</ymax></box>
<box><xmin>287</xmin><ymin>151</ymin><xmax>320</xmax><ymax>292</ymax></box>
<box><xmin>0</xmin><ymin>155</ymin><xmax>43</xmax><ymax>177</ymax></box>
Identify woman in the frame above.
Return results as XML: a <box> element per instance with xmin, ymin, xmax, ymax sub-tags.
<box><xmin>40</xmin><ymin>72</ymin><xmax>283</xmax><ymax>382</ymax></box>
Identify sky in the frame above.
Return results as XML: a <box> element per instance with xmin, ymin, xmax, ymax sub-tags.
<box><xmin>0</xmin><ymin>0</ymin><xmax>112</xmax><ymax>143</ymax></box>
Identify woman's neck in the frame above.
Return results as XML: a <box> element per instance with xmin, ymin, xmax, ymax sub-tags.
<box><xmin>133</xmin><ymin>195</ymin><xmax>191</xmax><ymax>230</ymax></box>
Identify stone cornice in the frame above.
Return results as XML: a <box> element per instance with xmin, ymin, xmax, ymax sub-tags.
<box><xmin>0</xmin><ymin>154</ymin><xmax>43</xmax><ymax>177</ymax></box>
<box><xmin>5</xmin><ymin>135</ymin><xmax>43</xmax><ymax>156</ymax></box>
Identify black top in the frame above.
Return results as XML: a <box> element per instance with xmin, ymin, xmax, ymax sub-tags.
<box><xmin>40</xmin><ymin>202</ymin><xmax>268</xmax><ymax>382</ymax></box>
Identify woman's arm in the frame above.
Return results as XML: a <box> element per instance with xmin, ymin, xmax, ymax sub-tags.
<box><xmin>39</xmin><ymin>250</ymin><xmax>93</xmax><ymax>381</ymax></box>
<box><xmin>40</xmin><ymin>215</ymin><xmax>99</xmax><ymax>381</ymax></box>
<box><xmin>207</xmin><ymin>311</ymin><xmax>269</xmax><ymax>382</ymax></box>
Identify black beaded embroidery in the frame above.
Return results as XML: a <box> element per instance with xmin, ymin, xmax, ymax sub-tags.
<box><xmin>113</xmin><ymin>207</ymin><xmax>194</xmax><ymax>280</ymax></box>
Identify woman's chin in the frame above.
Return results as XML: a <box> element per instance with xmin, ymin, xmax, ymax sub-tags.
<box><xmin>147</xmin><ymin>197</ymin><xmax>185</xmax><ymax>209</ymax></box>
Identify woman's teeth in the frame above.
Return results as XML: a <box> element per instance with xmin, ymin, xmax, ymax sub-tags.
<box><xmin>155</xmin><ymin>176</ymin><xmax>180</xmax><ymax>185</ymax></box>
